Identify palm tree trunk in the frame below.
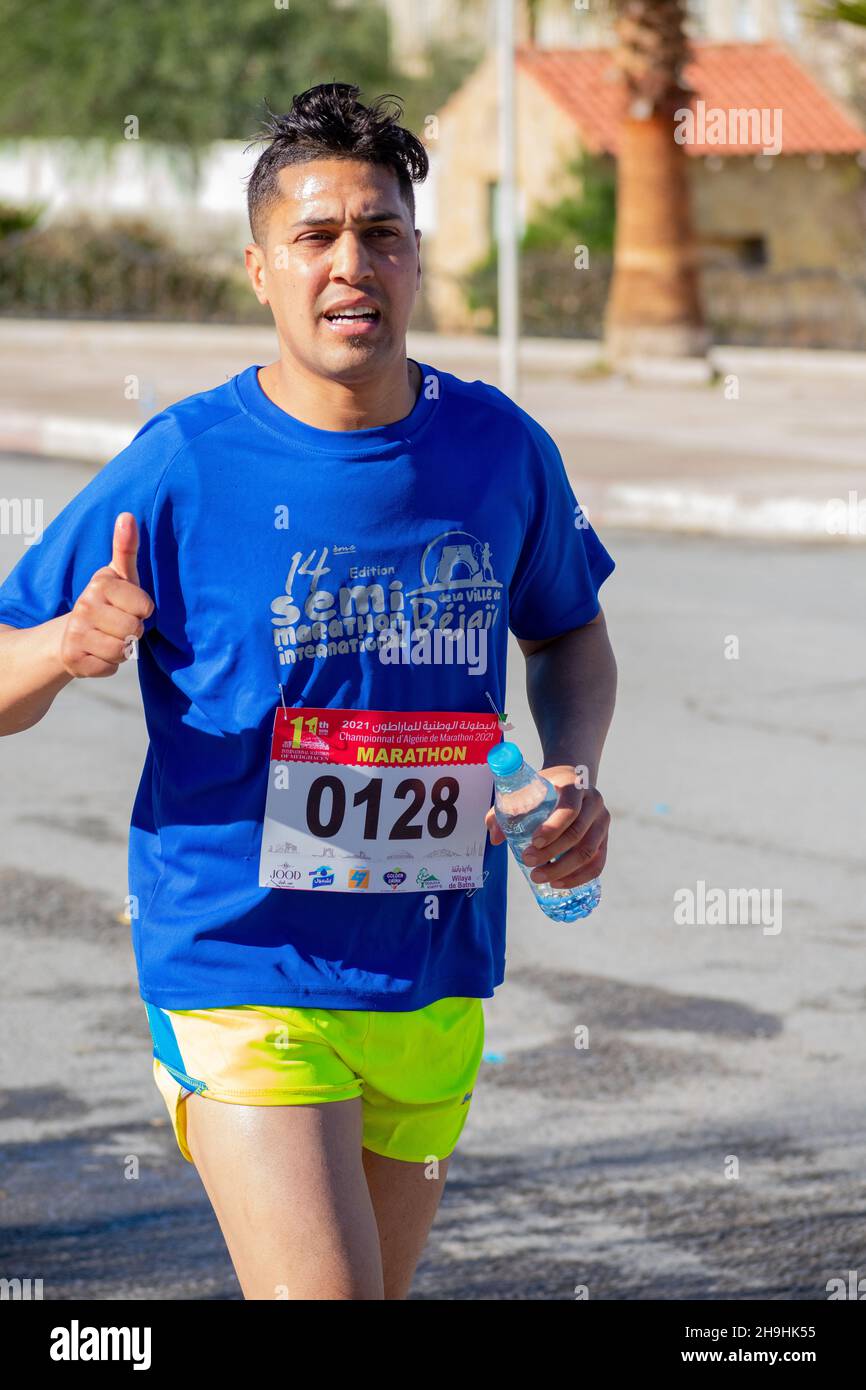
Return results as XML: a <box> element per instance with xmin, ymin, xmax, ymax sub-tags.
<box><xmin>604</xmin><ymin>0</ymin><xmax>709</xmax><ymax>362</ymax></box>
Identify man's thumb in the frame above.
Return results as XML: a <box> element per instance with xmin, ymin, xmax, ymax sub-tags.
<box><xmin>111</xmin><ymin>512</ymin><xmax>140</xmax><ymax>585</ymax></box>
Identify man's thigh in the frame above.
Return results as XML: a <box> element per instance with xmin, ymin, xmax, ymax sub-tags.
<box><xmin>185</xmin><ymin>1092</ymin><xmax>384</xmax><ymax>1300</ymax></box>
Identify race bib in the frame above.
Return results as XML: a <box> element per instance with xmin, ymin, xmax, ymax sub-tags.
<box><xmin>258</xmin><ymin>706</ymin><xmax>502</xmax><ymax>893</ymax></box>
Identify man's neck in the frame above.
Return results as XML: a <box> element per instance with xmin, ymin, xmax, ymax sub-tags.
<box><xmin>257</xmin><ymin>356</ymin><xmax>421</xmax><ymax>432</ymax></box>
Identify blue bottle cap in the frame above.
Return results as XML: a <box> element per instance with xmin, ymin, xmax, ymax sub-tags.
<box><xmin>487</xmin><ymin>741</ymin><xmax>523</xmax><ymax>776</ymax></box>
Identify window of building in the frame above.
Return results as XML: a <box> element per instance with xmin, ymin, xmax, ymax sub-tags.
<box><xmin>486</xmin><ymin>180</ymin><xmax>498</xmax><ymax>242</ymax></box>
<box><xmin>740</xmin><ymin>235</ymin><xmax>768</xmax><ymax>267</ymax></box>
<box><xmin>701</xmin><ymin>234</ymin><xmax>768</xmax><ymax>268</ymax></box>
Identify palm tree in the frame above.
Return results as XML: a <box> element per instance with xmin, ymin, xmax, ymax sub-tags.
<box><xmin>603</xmin><ymin>0</ymin><xmax>709</xmax><ymax>364</ymax></box>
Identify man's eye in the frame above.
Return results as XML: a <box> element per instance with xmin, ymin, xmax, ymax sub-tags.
<box><xmin>301</xmin><ymin>229</ymin><xmax>397</xmax><ymax>242</ymax></box>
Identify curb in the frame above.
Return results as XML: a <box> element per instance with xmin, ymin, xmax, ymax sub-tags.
<box><xmin>0</xmin><ymin>411</ymin><xmax>134</xmax><ymax>465</ymax></box>
<box><xmin>5</xmin><ymin>319</ymin><xmax>866</xmax><ymax>379</ymax></box>
<box><xmin>588</xmin><ymin>484</ymin><xmax>864</xmax><ymax>543</ymax></box>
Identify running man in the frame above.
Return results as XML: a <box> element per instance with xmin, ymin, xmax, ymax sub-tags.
<box><xmin>0</xmin><ymin>83</ymin><xmax>617</xmax><ymax>1299</ymax></box>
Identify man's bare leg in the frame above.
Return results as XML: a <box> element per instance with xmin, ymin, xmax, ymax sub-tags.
<box><xmin>184</xmin><ymin>1092</ymin><xmax>384</xmax><ymax>1300</ymax></box>
<box><xmin>361</xmin><ymin>1148</ymin><xmax>451</xmax><ymax>1300</ymax></box>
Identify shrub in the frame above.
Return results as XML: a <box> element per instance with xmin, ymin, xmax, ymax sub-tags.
<box><xmin>0</xmin><ymin>213</ymin><xmax>261</xmax><ymax>321</ymax></box>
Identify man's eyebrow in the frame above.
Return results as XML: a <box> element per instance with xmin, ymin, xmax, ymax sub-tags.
<box><xmin>288</xmin><ymin>209</ymin><xmax>405</xmax><ymax>229</ymax></box>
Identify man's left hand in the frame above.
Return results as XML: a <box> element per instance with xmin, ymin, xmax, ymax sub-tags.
<box><xmin>484</xmin><ymin>766</ymin><xmax>610</xmax><ymax>889</ymax></box>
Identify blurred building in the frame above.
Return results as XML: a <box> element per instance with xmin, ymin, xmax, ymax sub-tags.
<box><xmin>424</xmin><ymin>35</ymin><xmax>866</xmax><ymax>346</ymax></box>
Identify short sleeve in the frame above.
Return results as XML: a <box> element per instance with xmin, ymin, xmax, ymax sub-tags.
<box><xmin>0</xmin><ymin>415</ymin><xmax>176</xmax><ymax>634</ymax></box>
<box><xmin>508</xmin><ymin>424</ymin><xmax>615</xmax><ymax>641</ymax></box>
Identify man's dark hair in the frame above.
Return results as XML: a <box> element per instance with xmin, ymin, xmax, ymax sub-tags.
<box><xmin>244</xmin><ymin>82</ymin><xmax>429</xmax><ymax>245</ymax></box>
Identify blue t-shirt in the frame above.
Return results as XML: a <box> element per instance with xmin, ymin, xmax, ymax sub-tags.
<box><xmin>0</xmin><ymin>361</ymin><xmax>615</xmax><ymax>1009</ymax></box>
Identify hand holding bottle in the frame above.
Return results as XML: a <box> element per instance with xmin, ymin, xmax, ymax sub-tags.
<box><xmin>485</xmin><ymin>761</ymin><xmax>608</xmax><ymax>888</ymax></box>
<box><xmin>485</xmin><ymin>743</ymin><xmax>610</xmax><ymax>921</ymax></box>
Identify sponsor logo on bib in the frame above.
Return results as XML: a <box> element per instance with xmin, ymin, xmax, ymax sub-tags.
<box><xmin>268</xmin><ymin>863</ymin><xmax>301</xmax><ymax>887</ymax></box>
<box><xmin>309</xmin><ymin>866</ymin><xmax>336</xmax><ymax>888</ymax></box>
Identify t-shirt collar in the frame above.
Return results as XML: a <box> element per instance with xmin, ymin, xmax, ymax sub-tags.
<box><xmin>233</xmin><ymin>358</ymin><xmax>438</xmax><ymax>457</ymax></box>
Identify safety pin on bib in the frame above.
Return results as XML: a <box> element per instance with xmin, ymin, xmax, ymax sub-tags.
<box><xmin>484</xmin><ymin>690</ymin><xmax>513</xmax><ymax>731</ymax></box>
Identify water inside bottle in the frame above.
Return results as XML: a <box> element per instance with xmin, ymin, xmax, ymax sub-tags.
<box><xmin>496</xmin><ymin>775</ymin><xmax>600</xmax><ymax>923</ymax></box>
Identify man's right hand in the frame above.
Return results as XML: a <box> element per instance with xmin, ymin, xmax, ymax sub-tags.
<box><xmin>59</xmin><ymin>513</ymin><xmax>155</xmax><ymax>678</ymax></box>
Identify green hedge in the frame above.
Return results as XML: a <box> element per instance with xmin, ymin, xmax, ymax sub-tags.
<box><xmin>0</xmin><ymin>213</ymin><xmax>266</xmax><ymax>321</ymax></box>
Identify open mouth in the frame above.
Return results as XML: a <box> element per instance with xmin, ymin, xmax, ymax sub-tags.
<box><xmin>324</xmin><ymin>308</ymin><xmax>380</xmax><ymax>324</ymax></box>
<box><xmin>323</xmin><ymin>307</ymin><xmax>382</xmax><ymax>335</ymax></box>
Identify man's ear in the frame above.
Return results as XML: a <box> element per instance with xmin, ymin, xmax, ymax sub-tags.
<box><xmin>416</xmin><ymin>228</ymin><xmax>422</xmax><ymax>287</ymax></box>
<box><xmin>244</xmin><ymin>243</ymin><xmax>269</xmax><ymax>307</ymax></box>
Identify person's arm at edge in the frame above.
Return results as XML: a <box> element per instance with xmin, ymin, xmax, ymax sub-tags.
<box><xmin>0</xmin><ymin>512</ymin><xmax>152</xmax><ymax>737</ymax></box>
<box><xmin>0</xmin><ymin>617</ymin><xmax>75</xmax><ymax>736</ymax></box>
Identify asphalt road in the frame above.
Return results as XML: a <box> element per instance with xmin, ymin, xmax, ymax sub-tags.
<box><xmin>1</xmin><ymin>451</ymin><xmax>864</xmax><ymax>1300</ymax></box>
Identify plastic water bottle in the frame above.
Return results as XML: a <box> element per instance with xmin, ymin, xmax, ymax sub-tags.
<box><xmin>487</xmin><ymin>741</ymin><xmax>601</xmax><ymax>922</ymax></box>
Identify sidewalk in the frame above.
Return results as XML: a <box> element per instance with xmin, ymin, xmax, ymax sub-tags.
<box><xmin>2</xmin><ymin>319</ymin><xmax>864</xmax><ymax>541</ymax></box>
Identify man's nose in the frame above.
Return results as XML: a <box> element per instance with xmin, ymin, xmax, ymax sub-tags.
<box><xmin>329</xmin><ymin>231</ymin><xmax>374</xmax><ymax>281</ymax></box>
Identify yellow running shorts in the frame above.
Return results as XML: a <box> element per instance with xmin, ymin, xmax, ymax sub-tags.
<box><xmin>144</xmin><ymin>996</ymin><xmax>485</xmax><ymax>1166</ymax></box>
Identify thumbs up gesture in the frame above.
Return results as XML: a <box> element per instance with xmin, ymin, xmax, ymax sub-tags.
<box><xmin>59</xmin><ymin>513</ymin><xmax>156</xmax><ymax>678</ymax></box>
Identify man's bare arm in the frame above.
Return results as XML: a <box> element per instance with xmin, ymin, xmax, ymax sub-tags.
<box><xmin>517</xmin><ymin>608</ymin><xmax>617</xmax><ymax>785</ymax></box>
<box><xmin>0</xmin><ymin>617</ymin><xmax>75</xmax><ymax>735</ymax></box>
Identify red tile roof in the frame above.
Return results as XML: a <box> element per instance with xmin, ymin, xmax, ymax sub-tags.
<box><xmin>516</xmin><ymin>41</ymin><xmax>866</xmax><ymax>155</ymax></box>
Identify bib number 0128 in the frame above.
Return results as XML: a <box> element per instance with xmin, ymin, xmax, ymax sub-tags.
<box><xmin>306</xmin><ymin>774</ymin><xmax>460</xmax><ymax>842</ymax></box>
<box><xmin>259</xmin><ymin>705</ymin><xmax>502</xmax><ymax>892</ymax></box>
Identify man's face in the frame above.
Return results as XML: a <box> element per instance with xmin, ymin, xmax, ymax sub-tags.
<box><xmin>245</xmin><ymin>157</ymin><xmax>421</xmax><ymax>381</ymax></box>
